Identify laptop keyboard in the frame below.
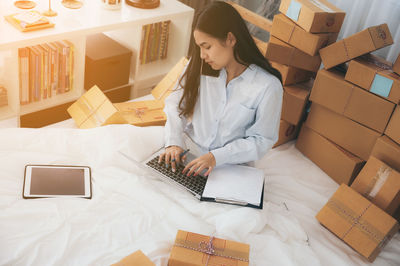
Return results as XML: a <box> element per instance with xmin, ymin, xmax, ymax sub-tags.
<box><xmin>146</xmin><ymin>156</ymin><xmax>207</xmax><ymax>196</ymax></box>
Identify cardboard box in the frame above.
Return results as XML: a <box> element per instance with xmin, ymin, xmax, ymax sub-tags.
<box><xmin>393</xmin><ymin>53</ymin><xmax>400</xmax><ymax>75</ymax></box>
<box><xmin>271</xmin><ymin>14</ymin><xmax>338</xmax><ymax>56</ymax></box>
<box><xmin>282</xmin><ymin>80</ymin><xmax>312</xmax><ymax>125</ymax></box>
<box><xmin>85</xmin><ymin>33</ymin><xmax>132</xmax><ymax>91</ymax></box>
<box><xmin>345</xmin><ymin>55</ymin><xmax>400</xmax><ymax>104</ymax></box>
<box><xmin>112</xmin><ymin>250</ymin><xmax>154</xmax><ymax>266</ymax></box>
<box><xmin>279</xmin><ymin>0</ymin><xmax>345</xmax><ymax>33</ymax></box>
<box><xmin>385</xmin><ymin>106</ymin><xmax>400</xmax><ymax>145</ymax></box>
<box><xmin>265</xmin><ymin>36</ymin><xmax>321</xmax><ymax>72</ymax></box>
<box><xmin>320</xmin><ymin>24</ymin><xmax>393</xmax><ymax>69</ymax></box>
<box><xmin>67</xmin><ymin>86</ymin><xmax>127</xmax><ymax>129</ymax></box>
<box><xmin>296</xmin><ymin>125</ymin><xmax>364</xmax><ymax>185</ymax></box>
<box><xmin>310</xmin><ymin>69</ymin><xmax>395</xmax><ymax>133</ymax></box>
<box><xmin>316</xmin><ymin>184</ymin><xmax>399</xmax><ymax>262</ymax></box>
<box><xmin>273</xmin><ymin>120</ymin><xmax>299</xmax><ymax>148</ymax></box>
<box><xmin>305</xmin><ymin>104</ymin><xmax>381</xmax><ymax>161</ymax></box>
<box><xmin>371</xmin><ymin>136</ymin><xmax>400</xmax><ymax>172</ymax></box>
<box><xmin>270</xmin><ymin>61</ymin><xmax>314</xmax><ymax>85</ymax></box>
<box><xmin>168</xmin><ymin>230</ymin><xmax>249</xmax><ymax>266</ymax></box>
<box><xmin>351</xmin><ymin>156</ymin><xmax>400</xmax><ymax>215</ymax></box>
<box><xmin>114</xmin><ymin>100</ymin><xmax>166</xmax><ymax>127</ymax></box>
<box><xmin>151</xmin><ymin>57</ymin><xmax>189</xmax><ymax>102</ymax></box>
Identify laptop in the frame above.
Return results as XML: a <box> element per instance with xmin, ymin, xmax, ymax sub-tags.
<box><xmin>119</xmin><ymin>149</ymin><xmax>264</xmax><ymax>209</ymax></box>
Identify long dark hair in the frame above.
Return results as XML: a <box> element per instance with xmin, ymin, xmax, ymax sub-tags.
<box><xmin>178</xmin><ymin>1</ymin><xmax>282</xmax><ymax>117</ymax></box>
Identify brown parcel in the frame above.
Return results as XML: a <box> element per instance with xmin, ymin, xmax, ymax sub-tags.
<box><xmin>67</xmin><ymin>85</ymin><xmax>127</xmax><ymax>129</ymax></box>
<box><xmin>320</xmin><ymin>24</ymin><xmax>393</xmax><ymax>69</ymax></box>
<box><xmin>345</xmin><ymin>55</ymin><xmax>400</xmax><ymax>104</ymax></box>
<box><xmin>112</xmin><ymin>250</ymin><xmax>155</xmax><ymax>266</ymax></box>
<box><xmin>393</xmin><ymin>53</ymin><xmax>400</xmax><ymax>75</ymax></box>
<box><xmin>114</xmin><ymin>100</ymin><xmax>166</xmax><ymax>127</ymax></box>
<box><xmin>385</xmin><ymin>105</ymin><xmax>400</xmax><ymax>145</ymax></box>
<box><xmin>265</xmin><ymin>36</ymin><xmax>321</xmax><ymax>72</ymax></box>
<box><xmin>273</xmin><ymin>120</ymin><xmax>299</xmax><ymax>148</ymax></box>
<box><xmin>296</xmin><ymin>125</ymin><xmax>364</xmax><ymax>185</ymax></box>
<box><xmin>282</xmin><ymin>80</ymin><xmax>313</xmax><ymax>125</ymax></box>
<box><xmin>279</xmin><ymin>0</ymin><xmax>345</xmax><ymax>33</ymax></box>
<box><xmin>305</xmin><ymin>104</ymin><xmax>380</xmax><ymax>161</ymax></box>
<box><xmin>351</xmin><ymin>156</ymin><xmax>400</xmax><ymax>215</ymax></box>
<box><xmin>85</xmin><ymin>33</ymin><xmax>132</xmax><ymax>91</ymax></box>
<box><xmin>169</xmin><ymin>230</ymin><xmax>249</xmax><ymax>266</ymax></box>
<box><xmin>310</xmin><ymin>69</ymin><xmax>395</xmax><ymax>133</ymax></box>
<box><xmin>271</xmin><ymin>14</ymin><xmax>338</xmax><ymax>56</ymax></box>
<box><xmin>270</xmin><ymin>61</ymin><xmax>314</xmax><ymax>85</ymax></box>
<box><xmin>316</xmin><ymin>184</ymin><xmax>399</xmax><ymax>262</ymax></box>
<box><xmin>371</xmin><ymin>136</ymin><xmax>400</xmax><ymax>173</ymax></box>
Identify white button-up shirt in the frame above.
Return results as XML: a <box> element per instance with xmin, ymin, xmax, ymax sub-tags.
<box><xmin>164</xmin><ymin>64</ymin><xmax>283</xmax><ymax>166</ymax></box>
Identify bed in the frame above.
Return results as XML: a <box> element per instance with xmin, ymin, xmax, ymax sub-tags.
<box><xmin>0</xmin><ymin>120</ymin><xmax>399</xmax><ymax>266</ymax></box>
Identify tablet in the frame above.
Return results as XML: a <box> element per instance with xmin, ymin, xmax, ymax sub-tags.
<box><xmin>23</xmin><ymin>165</ymin><xmax>92</xmax><ymax>199</ymax></box>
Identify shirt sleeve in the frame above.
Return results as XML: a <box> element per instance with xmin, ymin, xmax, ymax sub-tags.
<box><xmin>210</xmin><ymin>78</ymin><xmax>283</xmax><ymax>166</ymax></box>
<box><xmin>163</xmin><ymin>86</ymin><xmax>187</xmax><ymax>149</ymax></box>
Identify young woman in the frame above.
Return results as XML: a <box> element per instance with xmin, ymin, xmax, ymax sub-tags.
<box><xmin>159</xmin><ymin>1</ymin><xmax>283</xmax><ymax>177</ymax></box>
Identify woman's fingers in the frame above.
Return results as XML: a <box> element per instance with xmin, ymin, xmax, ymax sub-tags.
<box><xmin>158</xmin><ymin>152</ymin><xmax>165</xmax><ymax>164</ymax></box>
<box><xmin>204</xmin><ymin>166</ymin><xmax>213</xmax><ymax>177</ymax></box>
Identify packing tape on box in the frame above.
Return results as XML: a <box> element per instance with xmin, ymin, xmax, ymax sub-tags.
<box><xmin>77</xmin><ymin>96</ymin><xmax>107</xmax><ymax>127</ymax></box>
<box><xmin>364</xmin><ymin>165</ymin><xmax>392</xmax><ymax>199</ymax></box>
<box><xmin>326</xmin><ymin>198</ymin><xmax>386</xmax><ymax>244</ymax></box>
<box><xmin>363</xmin><ymin>55</ymin><xmax>393</xmax><ymax>71</ymax></box>
<box><xmin>174</xmin><ymin>236</ymin><xmax>249</xmax><ymax>264</ymax></box>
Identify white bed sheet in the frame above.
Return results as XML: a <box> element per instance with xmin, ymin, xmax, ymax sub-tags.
<box><xmin>0</xmin><ymin>124</ymin><xmax>398</xmax><ymax>266</ymax></box>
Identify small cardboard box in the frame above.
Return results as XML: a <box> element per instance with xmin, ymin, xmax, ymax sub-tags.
<box><xmin>112</xmin><ymin>250</ymin><xmax>155</xmax><ymax>266</ymax></box>
<box><xmin>320</xmin><ymin>24</ymin><xmax>393</xmax><ymax>69</ymax></box>
<box><xmin>316</xmin><ymin>184</ymin><xmax>399</xmax><ymax>262</ymax></box>
<box><xmin>393</xmin><ymin>53</ymin><xmax>400</xmax><ymax>75</ymax></box>
<box><xmin>270</xmin><ymin>61</ymin><xmax>314</xmax><ymax>85</ymax></box>
<box><xmin>296</xmin><ymin>125</ymin><xmax>364</xmax><ymax>185</ymax></box>
<box><xmin>265</xmin><ymin>36</ymin><xmax>321</xmax><ymax>72</ymax></box>
<box><xmin>371</xmin><ymin>136</ymin><xmax>400</xmax><ymax>173</ymax></box>
<box><xmin>168</xmin><ymin>230</ymin><xmax>249</xmax><ymax>266</ymax></box>
<box><xmin>273</xmin><ymin>119</ymin><xmax>299</xmax><ymax>148</ymax></box>
<box><xmin>85</xmin><ymin>33</ymin><xmax>132</xmax><ymax>91</ymax></box>
<box><xmin>385</xmin><ymin>105</ymin><xmax>400</xmax><ymax>145</ymax></box>
<box><xmin>310</xmin><ymin>69</ymin><xmax>395</xmax><ymax>133</ymax></box>
<box><xmin>351</xmin><ymin>156</ymin><xmax>400</xmax><ymax>215</ymax></box>
<box><xmin>271</xmin><ymin>14</ymin><xmax>338</xmax><ymax>56</ymax></box>
<box><xmin>67</xmin><ymin>85</ymin><xmax>127</xmax><ymax>129</ymax></box>
<box><xmin>151</xmin><ymin>57</ymin><xmax>189</xmax><ymax>102</ymax></box>
<box><xmin>282</xmin><ymin>80</ymin><xmax>313</xmax><ymax>125</ymax></box>
<box><xmin>114</xmin><ymin>100</ymin><xmax>166</xmax><ymax>127</ymax></box>
<box><xmin>305</xmin><ymin>104</ymin><xmax>380</xmax><ymax>161</ymax></box>
<box><xmin>345</xmin><ymin>54</ymin><xmax>400</xmax><ymax>104</ymax></box>
<box><xmin>279</xmin><ymin>0</ymin><xmax>345</xmax><ymax>33</ymax></box>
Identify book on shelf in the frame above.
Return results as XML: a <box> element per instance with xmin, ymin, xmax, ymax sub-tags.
<box><xmin>140</xmin><ymin>20</ymin><xmax>171</xmax><ymax>64</ymax></box>
<box><xmin>5</xmin><ymin>11</ymin><xmax>55</xmax><ymax>32</ymax></box>
<box><xmin>18</xmin><ymin>41</ymin><xmax>74</xmax><ymax>105</ymax></box>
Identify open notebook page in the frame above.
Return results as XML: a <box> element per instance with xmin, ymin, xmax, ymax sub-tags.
<box><xmin>201</xmin><ymin>164</ymin><xmax>264</xmax><ymax>206</ymax></box>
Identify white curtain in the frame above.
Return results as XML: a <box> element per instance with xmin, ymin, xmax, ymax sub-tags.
<box><xmin>327</xmin><ymin>0</ymin><xmax>400</xmax><ymax>63</ymax></box>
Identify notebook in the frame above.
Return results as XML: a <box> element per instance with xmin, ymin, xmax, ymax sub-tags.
<box><xmin>120</xmin><ymin>150</ymin><xmax>265</xmax><ymax>209</ymax></box>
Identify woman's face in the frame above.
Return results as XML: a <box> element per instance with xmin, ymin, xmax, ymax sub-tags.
<box><xmin>193</xmin><ymin>30</ymin><xmax>235</xmax><ymax>70</ymax></box>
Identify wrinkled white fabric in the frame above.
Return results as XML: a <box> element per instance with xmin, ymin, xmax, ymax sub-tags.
<box><xmin>0</xmin><ymin>125</ymin><xmax>398</xmax><ymax>266</ymax></box>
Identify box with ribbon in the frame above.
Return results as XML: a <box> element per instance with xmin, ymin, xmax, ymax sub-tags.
<box><xmin>345</xmin><ymin>54</ymin><xmax>400</xmax><ymax>105</ymax></box>
<box><xmin>320</xmin><ymin>24</ymin><xmax>393</xmax><ymax>69</ymax></box>
<box><xmin>114</xmin><ymin>99</ymin><xmax>166</xmax><ymax>127</ymax></box>
<box><xmin>67</xmin><ymin>85</ymin><xmax>127</xmax><ymax>129</ymax></box>
<box><xmin>316</xmin><ymin>184</ymin><xmax>399</xmax><ymax>262</ymax></box>
<box><xmin>168</xmin><ymin>230</ymin><xmax>249</xmax><ymax>266</ymax></box>
<box><xmin>351</xmin><ymin>156</ymin><xmax>400</xmax><ymax>215</ymax></box>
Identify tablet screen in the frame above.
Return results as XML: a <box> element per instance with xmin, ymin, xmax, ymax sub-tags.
<box><xmin>24</xmin><ymin>165</ymin><xmax>91</xmax><ymax>198</ymax></box>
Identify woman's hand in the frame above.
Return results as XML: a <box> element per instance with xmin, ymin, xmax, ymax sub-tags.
<box><xmin>158</xmin><ymin>145</ymin><xmax>185</xmax><ymax>172</ymax></box>
<box><xmin>182</xmin><ymin>152</ymin><xmax>216</xmax><ymax>177</ymax></box>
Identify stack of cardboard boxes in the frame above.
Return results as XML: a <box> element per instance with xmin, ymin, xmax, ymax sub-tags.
<box><xmin>269</xmin><ymin>0</ymin><xmax>345</xmax><ymax>147</ymax></box>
